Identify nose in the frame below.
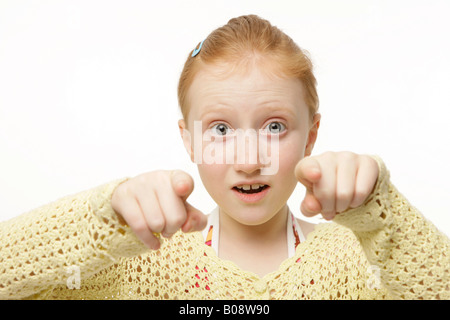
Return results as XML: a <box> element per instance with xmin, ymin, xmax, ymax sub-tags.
<box><xmin>232</xmin><ymin>131</ymin><xmax>264</xmax><ymax>174</ymax></box>
<box><xmin>233</xmin><ymin>161</ymin><xmax>263</xmax><ymax>175</ymax></box>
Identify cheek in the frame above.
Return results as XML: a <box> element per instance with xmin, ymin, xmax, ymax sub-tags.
<box><xmin>275</xmin><ymin>134</ymin><xmax>306</xmax><ymax>182</ymax></box>
<box><xmin>278</xmin><ymin>145</ymin><xmax>300</xmax><ymax>182</ymax></box>
<box><xmin>282</xmin><ymin>130</ymin><xmax>306</xmax><ymax>160</ymax></box>
<box><xmin>197</xmin><ymin>163</ymin><xmax>227</xmax><ymax>193</ymax></box>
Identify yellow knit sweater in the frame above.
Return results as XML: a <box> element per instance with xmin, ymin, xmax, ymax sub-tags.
<box><xmin>0</xmin><ymin>157</ymin><xmax>449</xmax><ymax>300</ymax></box>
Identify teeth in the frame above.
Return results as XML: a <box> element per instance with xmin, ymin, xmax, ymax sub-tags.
<box><xmin>236</xmin><ymin>184</ymin><xmax>266</xmax><ymax>190</ymax></box>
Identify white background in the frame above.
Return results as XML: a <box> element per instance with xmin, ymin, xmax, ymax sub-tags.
<box><xmin>1</xmin><ymin>0</ymin><xmax>449</xmax><ymax>236</ymax></box>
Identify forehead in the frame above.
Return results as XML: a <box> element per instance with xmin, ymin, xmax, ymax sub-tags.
<box><xmin>187</xmin><ymin>63</ymin><xmax>307</xmax><ymax>119</ymax></box>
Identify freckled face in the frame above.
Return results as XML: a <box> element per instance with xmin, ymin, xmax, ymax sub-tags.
<box><xmin>182</xmin><ymin>64</ymin><xmax>314</xmax><ymax>226</ymax></box>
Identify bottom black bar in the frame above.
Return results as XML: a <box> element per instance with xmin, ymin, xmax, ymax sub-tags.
<box><xmin>2</xmin><ymin>299</ymin><xmax>447</xmax><ymax>319</ymax></box>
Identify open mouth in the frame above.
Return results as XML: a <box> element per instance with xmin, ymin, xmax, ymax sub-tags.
<box><xmin>232</xmin><ymin>184</ymin><xmax>269</xmax><ymax>194</ymax></box>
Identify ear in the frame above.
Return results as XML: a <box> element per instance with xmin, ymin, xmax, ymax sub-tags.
<box><xmin>178</xmin><ymin>119</ymin><xmax>194</xmax><ymax>162</ymax></box>
<box><xmin>304</xmin><ymin>113</ymin><xmax>321</xmax><ymax>157</ymax></box>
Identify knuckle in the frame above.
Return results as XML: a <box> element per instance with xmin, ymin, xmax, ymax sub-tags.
<box><xmin>354</xmin><ymin>188</ymin><xmax>369</xmax><ymax>203</ymax></box>
<box><xmin>136</xmin><ymin>172</ymin><xmax>151</xmax><ymax>185</ymax></box>
<box><xmin>360</xmin><ymin>154</ymin><xmax>372</xmax><ymax>163</ymax></box>
<box><xmin>360</xmin><ymin>155</ymin><xmax>378</xmax><ymax>170</ymax></box>
<box><xmin>139</xmin><ymin>170</ymin><xmax>168</xmax><ymax>186</ymax></box>
<box><xmin>315</xmin><ymin>187</ymin><xmax>334</xmax><ymax>201</ymax></box>
<box><xmin>337</xmin><ymin>189</ymin><xmax>353</xmax><ymax>201</ymax></box>
<box><xmin>339</xmin><ymin>151</ymin><xmax>356</xmax><ymax>162</ymax></box>
<box><xmin>166</xmin><ymin>213</ymin><xmax>186</xmax><ymax>230</ymax></box>
<box><xmin>116</xmin><ymin>182</ymin><xmax>133</xmax><ymax>199</ymax></box>
<box><xmin>133</xmin><ymin>220</ymin><xmax>149</xmax><ymax>234</ymax></box>
<box><xmin>149</xmin><ymin>217</ymin><xmax>165</xmax><ymax>233</ymax></box>
<box><xmin>148</xmin><ymin>216</ymin><xmax>165</xmax><ymax>233</ymax></box>
<box><xmin>322</xmin><ymin>151</ymin><xmax>336</xmax><ymax>160</ymax></box>
<box><xmin>336</xmin><ymin>200</ymin><xmax>350</xmax><ymax>213</ymax></box>
<box><xmin>112</xmin><ymin>189</ymin><xmax>125</xmax><ymax>211</ymax></box>
<box><xmin>321</xmin><ymin>207</ymin><xmax>335</xmax><ymax>215</ymax></box>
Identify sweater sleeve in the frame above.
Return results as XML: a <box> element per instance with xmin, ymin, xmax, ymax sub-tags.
<box><xmin>0</xmin><ymin>179</ymin><xmax>148</xmax><ymax>299</ymax></box>
<box><xmin>333</xmin><ymin>156</ymin><xmax>450</xmax><ymax>299</ymax></box>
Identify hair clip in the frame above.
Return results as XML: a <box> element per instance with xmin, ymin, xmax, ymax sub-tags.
<box><xmin>191</xmin><ymin>40</ymin><xmax>205</xmax><ymax>57</ymax></box>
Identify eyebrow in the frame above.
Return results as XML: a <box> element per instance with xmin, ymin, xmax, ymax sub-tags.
<box><xmin>258</xmin><ymin>102</ymin><xmax>297</xmax><ymax>119</ymax></box>
<box><xmin>199</xmin><ymin>104</ymin><xmax>231</xmax><ymax>120</ymax></box>
<box><xmin>199</xmin><ymin>101</ymin><xmax>297</xmax><ymax>120</ymax></box>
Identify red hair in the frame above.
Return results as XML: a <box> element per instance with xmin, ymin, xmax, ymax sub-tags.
<box><xmin>178</xmin><ymin>15</ymin><xmax>319</xmax><ymax>122</ymax></box>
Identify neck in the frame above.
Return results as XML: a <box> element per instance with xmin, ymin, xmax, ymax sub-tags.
<box><xmin>219</xmin><ymin>205</ymin><xmax>289</xmax><ymax>247</ymax></box>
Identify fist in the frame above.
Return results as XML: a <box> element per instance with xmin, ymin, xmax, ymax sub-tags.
<box><xmin>111</xmin><ymin>170</ymin><xmax>207</xmax><ymax>249</ymax></box>
<box><xmin>295</xmin><ymin>152</ymin><xmax>379</xmax><ymax>220</ymax></box>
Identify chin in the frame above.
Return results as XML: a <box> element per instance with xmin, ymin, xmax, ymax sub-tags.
<box><xmin>221</xmin><ymin>201</ymin><xmax>281</xmax><ymax>226</ymax></box>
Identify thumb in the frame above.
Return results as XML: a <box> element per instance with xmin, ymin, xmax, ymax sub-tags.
<box><xmin>300</xmin><ymin>190</ymin><xmax>322</xmax><ymax>217</ymax></box>
<box><xmin>170</xmin><ymin>170</ymin><xmax>195</xmax><ymax>201</ymax></box>
<box><xmin>181</xmin><ymin>202</ymin><xmax>207</xmax><ymax>233</ymax></box>
<box><xmin>295</xmin><ymin>156</ymin><xmax>322</xmax><ymax>190</ymax></box>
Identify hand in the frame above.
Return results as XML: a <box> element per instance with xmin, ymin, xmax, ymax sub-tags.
<box><xmin>111</xmin><ymin>170</ymin><xmax>207</xmax><ymax>249</ymax></box>
<box><xmin>295</xmin><ymin>152</ymin><xmax>379</xmax><ymax>220</ymax></box>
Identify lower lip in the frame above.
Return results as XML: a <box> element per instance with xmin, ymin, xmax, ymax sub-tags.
<box><xmin>231</xmin><ymin>187</ymin><xmax>270</xmax><ymax>203</ymax></box>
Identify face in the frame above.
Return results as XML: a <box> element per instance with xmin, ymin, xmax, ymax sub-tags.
<box><xmin>179</xmin><ymin>62</ymin><xmax>320</xmax><ymax>227</ymax></box>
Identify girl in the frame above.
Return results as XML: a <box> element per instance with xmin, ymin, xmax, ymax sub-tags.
<box><xmin>0</xmin><ymin>15</ymin><xmax>448</xmax><ymax>300</ymax></box>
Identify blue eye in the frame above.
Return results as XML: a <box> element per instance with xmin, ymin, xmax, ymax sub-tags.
<box><xmin>264</xmin><ymin>121</ymin><xmax>286</xmax><ymax>134</ymax></box>
<box><xmin>211</xmin><ymin>123</ymin><xmax>231</xmax><ymax>136</ymax></box>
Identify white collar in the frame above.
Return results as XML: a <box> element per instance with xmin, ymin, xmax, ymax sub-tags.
<box><xmin>202</xmin><ymin>206</ymin><xmax>305</xmax><ymax>258</ymax></box>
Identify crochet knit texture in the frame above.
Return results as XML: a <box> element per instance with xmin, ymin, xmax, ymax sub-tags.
<box><xmin>0</xmin><ymin>157</ymin><xmax>449</xmax><ymax>299</ymax></box>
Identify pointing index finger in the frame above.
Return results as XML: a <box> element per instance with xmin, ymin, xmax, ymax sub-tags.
<box><xmin>170</xmin><ymin>170</ymin><xmax>195</xmax><ymax>201</ymax></box>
